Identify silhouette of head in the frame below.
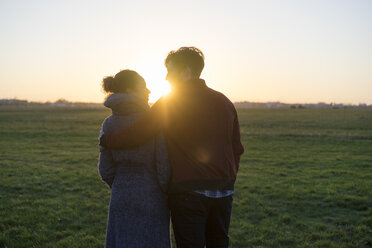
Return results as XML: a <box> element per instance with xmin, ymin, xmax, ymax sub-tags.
<box><xmin>102</xmin><ymin>69</ymin><xmax>150</xmax><ymax>101</ymax></box>
<box><xmin>165</xmin><ymin>47</ymin><xmax>205</xmax><ymax>84</ymax></box>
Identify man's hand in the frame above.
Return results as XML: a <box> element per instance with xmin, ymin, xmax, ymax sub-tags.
<box><xmin>98</xmin><ymin>98</ymin><xmax>164</xmax><ymax>149</ymax></box>
<box><xmin>98</xmin><ymin>130</ymin><xmax>107</xmax><ymax>151</ymax></box>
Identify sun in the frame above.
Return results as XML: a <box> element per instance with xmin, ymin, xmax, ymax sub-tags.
<box><xmin>147</xmin><ymin>79</ymin><xmax>171</xmax><ymax>103</ymax></box>
<box><xmin>140</xmin><ymin>64</ymin><xmax>171</xmax><ymax>103</ymax></box>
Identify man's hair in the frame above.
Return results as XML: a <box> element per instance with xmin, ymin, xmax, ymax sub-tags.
<box><xmin>165</xmin><ymin>47</ymin><xmax>205</xmax><ymax>78</ymax></box>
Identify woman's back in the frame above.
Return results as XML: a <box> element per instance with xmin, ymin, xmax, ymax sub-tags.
<box><xmin>98</xmin><ymin>93</ymin><xmax>170</xmax><ymax>248</ymax></box>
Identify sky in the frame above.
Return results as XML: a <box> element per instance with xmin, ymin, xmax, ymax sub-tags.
<box><xmin>1</xmin><ymin>0</ymin><xmax>371</xmax><ymax>104</ymax></box>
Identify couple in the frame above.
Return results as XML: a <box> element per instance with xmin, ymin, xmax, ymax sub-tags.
<box><xmin>98</xmin><ymin>47</ymin><xmax>244</xmax><ymax>248</ymax></box>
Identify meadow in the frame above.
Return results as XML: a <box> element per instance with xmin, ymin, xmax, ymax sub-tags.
<box><xmin>0</xmin><ymin>106</ymin><xmax>371</xmax><ymax>248</ymax></box>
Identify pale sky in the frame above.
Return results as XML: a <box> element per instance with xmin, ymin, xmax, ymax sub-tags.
<box><xmin>1</xmin><ymin>0</ymin><xmax>371</xmax><ymax>104</ymax></box>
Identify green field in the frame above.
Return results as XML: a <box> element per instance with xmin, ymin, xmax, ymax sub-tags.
<box><xmin>0</xmin><ymin>107</ymin><xmax>371</xmax><ymax>247</ymax></box>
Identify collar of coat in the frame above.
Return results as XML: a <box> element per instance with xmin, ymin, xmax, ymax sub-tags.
<box><xmin>104</xmin><ymin>93</ymin><xmax>149</xmax><ymax>116</ymax></box>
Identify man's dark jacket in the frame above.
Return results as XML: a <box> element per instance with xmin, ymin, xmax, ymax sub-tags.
<box><xmin>103</xmin><ymin>79</ymin><xmax>244</xmax><ymax>193</ymax></box>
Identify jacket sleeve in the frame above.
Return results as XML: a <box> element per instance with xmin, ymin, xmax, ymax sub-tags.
<box><xmin>104</xmin><ymin>98</ymin><xmax>166</xmax><ymax>149</ymax></box>
<box><xmin>232</xmin><ymin>110</ymin><xmax>244</xmax><ymax>170</ymax></box>
<box><xmin>97</xmin><ymin>125</ymin><xmax>116</xmax><ymax>188</ymax></box>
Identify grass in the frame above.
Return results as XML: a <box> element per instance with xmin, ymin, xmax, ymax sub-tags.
<box><xmin>0</xmin><ymin>106</ymin><xmax>371</xmax><ymax>247</ymax></box>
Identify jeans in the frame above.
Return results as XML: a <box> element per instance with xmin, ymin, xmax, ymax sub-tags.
<box><xmin>169</xmin><ymin>192</ymin><xmax>233</xmax><ymax>248</ymax></box>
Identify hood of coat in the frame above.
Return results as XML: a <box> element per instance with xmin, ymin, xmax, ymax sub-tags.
<box><xmin>104</xmin><ymin>93</ymin><xmax>149</xmax><ymax>116</ymax></box>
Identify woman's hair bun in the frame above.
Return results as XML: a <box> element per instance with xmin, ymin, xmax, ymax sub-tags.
<box><xmin>102</xmin><ymin>69</ymin><xmax>145</xmax><ymax>95</ymax></box>
<box><xmin>102</xmin><ymin>76</ymin><xmax>117</xmax><ymax>93</ymax></box>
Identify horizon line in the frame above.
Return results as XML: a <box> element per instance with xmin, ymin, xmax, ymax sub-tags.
<box><xmin>1</xmin><ymin>98</ymin><xmax>371</xmax><ymax>106</ymax></box>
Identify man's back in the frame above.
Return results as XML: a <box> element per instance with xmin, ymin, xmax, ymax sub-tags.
<box><xmin>146</xmin><ymin>79</ymin><xmax>244</xmax><ymax>192</ymax></box>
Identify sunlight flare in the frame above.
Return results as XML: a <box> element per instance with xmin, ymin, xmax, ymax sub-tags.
<box><xmin>147</xmin><ymin>80</ymin><xmax>171</xmax><ymax>103</ymax></box>
<box><xmin>140</xmin><ymin>64</ymin><xmax>171</xmax><ymax>103</ymax></box>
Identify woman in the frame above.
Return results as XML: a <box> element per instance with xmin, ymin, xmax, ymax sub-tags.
<box><xmin>98</xmin><ymin>69</ymin><xmax>171</xmax><ymax>248</ymax></box>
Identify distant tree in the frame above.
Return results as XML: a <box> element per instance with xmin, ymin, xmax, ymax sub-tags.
<box><xmin>55</xmin><ymin>98</ymin><xmax>69</xmax><ymax>104</ymax></box>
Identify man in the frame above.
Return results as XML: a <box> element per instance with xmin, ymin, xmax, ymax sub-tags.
<box><xmin>100</xmin><ymin>47</ymin><xmax>244</xmax><ymax>248</ymax></box>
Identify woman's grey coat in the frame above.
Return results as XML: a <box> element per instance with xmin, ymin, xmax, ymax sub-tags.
<box><xmin>98</xmin><ymin>93</ymin><xmax>171</xmax><ymax>248</ymax></box>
